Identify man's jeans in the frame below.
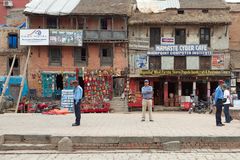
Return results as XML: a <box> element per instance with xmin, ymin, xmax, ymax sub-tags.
<box><xmin>224</xmin><ymin>104</ymin><xmax>232</xmax><ymax>122</ymax></box>
<box><xmin>74</xmin><ymin>100</ymin><xmax>81</xmax><ymax>125</ymax></box>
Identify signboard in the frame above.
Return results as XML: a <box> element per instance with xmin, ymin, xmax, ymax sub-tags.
<box><xmin>140</xmin><ymin>70</ymin><xmax>230</xmax><ymax>76</ymax></box>
<box><xmin>151</xmin><ymin>44</ymin><xmax>212</xmax><ymax>56</ymax></box>
<box><xmin>49</xmin><ymin>29</ymin><xmax>83</xmax><ymax>46</ymax></box>
<box><xmin>61</xmin><ymin>89</ymin><xmax>74</xmax><ymax>112</ymax></box>
<box><xmin>212</xmin><ymin>54</ymin><xmax>224</xmax><ymax>69</ymax></box>
<box><xmin>20</xmin><ymin>29</ymin><xmax>49</xmax><ymax>46</ymax></box>
<box><xmin>161</xmin><ymin>37</ymin><xmax>175</xmax><ymax>45</ymax></box>
<box><xmin>129</xmin><ymin>37</ymin><xmax>149</xmax><ymax>50</ymax></box>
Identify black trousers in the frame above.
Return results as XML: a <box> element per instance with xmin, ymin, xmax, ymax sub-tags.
<box><xmin>74</xmin><ymin>100</ymin><xmax>81</xmax><ymax>125</ymax></box>
<box><xmin>224</xmin><ymin>104</ymin><xmax>232</xmax><ymax>123</ymax></box>
<box><xmin>215</xmin><ymin>100</ymin><xmax>223</xmax><ymax>125</ymax></box>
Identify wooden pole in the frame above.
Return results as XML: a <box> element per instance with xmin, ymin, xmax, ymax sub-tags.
<box><xmin>0</xmin><ymin>54</ymin><xmax>17</xmax><ymax>111</ymax></box>
<box><xmin>15</xmin><ymin>47</ymin><xmax>31</xmax><ymax>113</ymax></box>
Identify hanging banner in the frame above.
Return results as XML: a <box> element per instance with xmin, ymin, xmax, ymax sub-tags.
<box><xmin>212</xmin><ymin>54</ymin><xmax>224</xmax><ymax>69</ymax></box>
<box><xmin>49</xmin><ymin>29</ymin><xmax>83</xmax><ymax>46</ymax></box>
<box><xmin>20</xmin><ymin>29</ymin><xmax>49</xmax><ymax>46</ymax></box>
<box><xmin>151</xmin><ymin>44</ymin><xmax>212</xmax><ymax>56</ymax></box>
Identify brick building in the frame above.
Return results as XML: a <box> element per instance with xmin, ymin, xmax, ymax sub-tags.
<box><xmin>23</xmin><ymin>0</ymin><xmax>130</xmax><ymax>99</ymax></box>
<box><xmin>128</xmin><ymin>0</ymin><xmax>231</xmax><ymax>108</ymax></box>
<box><xmin>227</xmin><ymin>2</ymin><xmax>240</xmax><ymax>100</ymax></box>
<box><xmin>0</xmin><ymin>0</ymin><xmax>29</xmax><ymax>25</ymax></box>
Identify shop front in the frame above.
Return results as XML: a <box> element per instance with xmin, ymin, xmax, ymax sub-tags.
<box><xmin>128</xmin><ymin>70</ymin><xmax>230</xmax><ymax>108</ymax></box>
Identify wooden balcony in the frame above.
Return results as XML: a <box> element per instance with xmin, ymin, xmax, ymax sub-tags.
<box><xmin>83</xmin><ymin>30</ymin><xmax>127</xmax><ymax>42</ymax></box>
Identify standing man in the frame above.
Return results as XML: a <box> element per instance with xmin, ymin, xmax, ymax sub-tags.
<box><xmin>72</xmin><ymin>80</ymin><xmax>83</xmax><ymax>126</ymax></box>
<box><xmin>223</xmin><ymin>85</ymin><xmax>233</xmax><ymax>123</ymax></box>
<box><xmin>214</xmin><ymin>80</ymin><xmax>225</xmax><ymax>127</ymax></box>
<box><xmin>141</xmin><ymin>79</ymin><xmax>153</xmax><ymax>122</ymax></box>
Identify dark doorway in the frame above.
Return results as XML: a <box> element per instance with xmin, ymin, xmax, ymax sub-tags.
<box><xmin>210</xmin><ymin>81</ymin><xmax>218</xmax><ymax>95</ymax></box>
<box><xmin>56</xmin><ymin>74</ymin><xmax>63</xmax><ymax>90</ymax></box>
<box><xmin>168</xmin><ymin>82</ymin><xmax>177</xmax><ymax>96</ymax></box>
<box><xmin>154</xmin><ymin>81</ymin><xmax>164</xmax><ymax>105</ymax></box>
<box><xmin>113</xmin><ymin>77</ymin><xmax>125</xmax><ymax>97</ymax></box>
<box><xmin>196</xmin><ymin>81</ymin><xmax>207</xmax><ymax>101</ymax></box>
<box><xmin>182</xmin><ymin>82</ymin><xmax>193</xmax><ymax>96</ymax></box>
<box><xmin>78</xmin><ymin>77</ymin><xmax>85</xmax><ymax>97</ymax></box>
<box><xmin>8</xmin><ymin>57</ymin><xmax>20</xmax><ymax>76</ymax></box>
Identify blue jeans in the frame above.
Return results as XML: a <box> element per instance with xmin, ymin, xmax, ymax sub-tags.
<box><xmin>74</xmin><ymin>100</ymin><xmax>81</xmax><ymax>125</ymax></box>
<box><xmin>215</xmin><ymin>100</ymin><xmax>223</xmax><ymax>125</ymax></box>
<box><xmin>224</xmin><ymin>104</ymin><xmax>232</xmax><ymax>123</ymax></box>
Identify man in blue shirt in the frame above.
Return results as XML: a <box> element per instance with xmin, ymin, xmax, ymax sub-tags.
<box><xmin>214</xmin><ymin>80</ymin><xmax>225</xmax><ymax>127</ymax></box>
<box><xmin>72</xmin><ymin>80</ymin><xmax>83</xmax><ymax>126</ymax></box>
<box><xmin>141</xmin><ymin>79</ymin><xmax>153</xmax><ymax>122</ymax></box>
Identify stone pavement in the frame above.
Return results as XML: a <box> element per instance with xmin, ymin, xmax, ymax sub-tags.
<box><xmin>0</xmin><ymin>112</ymin><xmax>239</xmax><ymax>137</ymax></box>
<box><xmin>1</xmin><ymin>150</ymin><xmax>240</xmax><ymax>160</ymax></box>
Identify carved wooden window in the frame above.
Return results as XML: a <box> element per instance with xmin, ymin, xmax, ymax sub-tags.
<box><xmin>200</xmin><ymin>28</ymin><xmax>210</xmax><ymax>47</ymax></box>
<box><xmin>49</xmin><ymin>47</ymin><xmax>62</xmax><ymax>66</ymax></box>
<box><xmin>175</xmin><ymin>29</ymin><xmax>186</xmax><ymax>44</ymax></box>
<box><xmin>74</xmin><ymin>47</ymin><xmax>87</xmax><ymax>66</ymax></box>
<box><xmin>199</xmin><ymin>56</ymin><xmax>211</xmax><ymax>70</ymax></box>
<box><xmin>149</xmin><ymin>56</ymin><xmax>161</xmax><ymax>70</ymax></box>
<box><xmin>150</xmin><ymin>28</ymin><xmax>161</xmax><ymax>47</ymax></box>
<box><xmin>174</xmin><ymin>56</ymin><xmax>186</xmax><ymax>70</ymax></box>
<box><xmin>100</xmin><ymin>46</ymin><xmax>113</xmax><ymax>66</ymax></box>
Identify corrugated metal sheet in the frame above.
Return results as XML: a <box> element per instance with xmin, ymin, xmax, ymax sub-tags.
<box><xmin>24</xmin><ymin>0</ymin><xmax>81</xmax><ymax>15</ymax></box>
<box><xmin>136</xmin><ymin>0</ymin><xmax>180</xmax><ymax>13</ymax></box>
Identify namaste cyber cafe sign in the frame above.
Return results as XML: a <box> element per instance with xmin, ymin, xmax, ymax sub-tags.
<box><xmin>140</xmin><ymin>70</ymin><xmax>231</xmax><ymax>76</ymax></box>
<box><xmin>148</xmin><ymin>44</ymin><xmax>212</xmax><ymax>56</ymax></box>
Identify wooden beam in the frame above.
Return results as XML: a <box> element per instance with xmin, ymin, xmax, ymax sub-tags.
<box><xmin>15</xmin><ymin>47</ymin><xmax>31</xmax><ymax>113</ymax></box>
<box><xmin>0</xmin><ymin>54</ymin><xmax>17</xmax><ymax>112</ymax></box>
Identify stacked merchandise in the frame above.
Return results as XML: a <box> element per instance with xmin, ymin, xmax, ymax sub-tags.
<box><xmin>81</xmin><ymin>70</ymin><xmax>112</xmax><ymax>113</ymax></box>
<box><xmin>61</xmin><ymin>89</ymin><xmax>74</xmax><ymax>112</ymax></box>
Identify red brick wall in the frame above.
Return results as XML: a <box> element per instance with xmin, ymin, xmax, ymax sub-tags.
<box><xmin>0</xmin><ymin>0</ymin><xmax>29</xmax><ymax>24</ymax></box>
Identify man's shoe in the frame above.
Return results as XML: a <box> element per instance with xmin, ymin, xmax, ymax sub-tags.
<box><xmin>150</xmin><ymin>120</ymin><xmax>154</xmax><ymax>122</ymax></box>
<box><xmin>72</xmin><ymin>123</ymin><xmax>80</xmax><ymax>126</ymax></box>
<box><xmin>216</xmin><ymin>124</ymin><xmax>225</xmax><ymax>127</ymax></box>
<box><xmin>141</xmin><ymin>119</ymin><xmax>145</xmax><ymax>122</ymax></box>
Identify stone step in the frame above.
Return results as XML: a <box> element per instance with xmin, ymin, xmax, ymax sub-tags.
<box><xmin>3</xmin><ymin>135</ymin><xmax>51</xmax><ymax>144</ymax></box>
<box><xmin>0</xmin><ymin>144</ymin><xmax>56</xmax><ymax>151</ymax></box>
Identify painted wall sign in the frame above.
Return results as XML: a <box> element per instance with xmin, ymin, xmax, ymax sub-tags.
<box><xmin>151</xmin><ymin>44</ymin><xmax>212</xmax><ymax>56</ymax></box>
<box><xmin>20</xmin><ymin>29</ymin><xmax>49</xmax><ymax>46</ymax></box>
<box><xmin>140</xmin><ymin>70</ymin><xmax>230</xmax><ymax>76</ymax></box>
<box><xmin>212</xmin><ymin>54</ymin><xmax>224</xmax><ymax>69</ymax></box>
<box><xmin>161</xmin><ymin>37</ymin><xmax>175</xmax><ymax>45</ymax></box>
<box><xmin>49</xmin><ymin>29</ymin><xmax>83</xmax><ymax>46</ymax></box>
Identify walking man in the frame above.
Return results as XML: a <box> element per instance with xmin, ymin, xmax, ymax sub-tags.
<box><xmin>141</xmin><ymin>79</ymin><xmax>153</xmax><ymax>122</ymax></box>
<box><xmin>72</xmin><ymin>80</ymin><xmax>83</xmax><ymax>126</ymax></box>
<box><xmin>214</xmin><ymin>80</ymin><xmax>225</xmax><ymax>127</ymax></box>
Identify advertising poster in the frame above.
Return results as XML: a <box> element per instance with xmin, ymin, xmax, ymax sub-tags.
<box><xmin>135</xmin><ymin>54</ymin><xmax>148</xmax><ymax>69</ymax></box>
<box><xmin>20</xmin><ymin>29</ymin><xmax>49</xmax><ymax>46</ymax></box>
<box><xmin>212</xmin><ymin>54</ymin><xmax>225</xmax><ymax>69</ymax></box>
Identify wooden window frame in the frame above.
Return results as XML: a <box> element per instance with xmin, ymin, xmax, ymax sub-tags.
<box><xmin>149</xmin><ymin>56</ymin><xmax>161</xmax><ymax>70</ymax></box>
<box><xmin>150</xmin><ymin>27</ymin><xmax>161</xmax><ymax>48</ymax></box>
<box><xmin>48</xmin><ymin>47</ymin><xmax>62</xmax><ymax>66</ymax></box>
<box><xmin>200</xmin><ymin>28</ymin><xmax>211</xmax><ymax>47</ymax></box>
<box><xmin>174</xmin><ymin>56</ymin><xmax>186</xmax><ymax>70</ymax></box>
<box><xmin>175</xmin><ymin>28</ymin><xmax>186</xmax><ymax>44</ymax></box>
<box><xmin>100</xmin><ymin>45</ymin><xmax>113</xmax><ymax>66</ymax></box>
<box><xmin>199</xmin><ymin>56</ymin><xmax>211</xmax><ymax>70</ymax></box>
<box><xmin>73</xmin><ymin>47</ymin><xmax>87</xmax><ymax>66</ymax></box>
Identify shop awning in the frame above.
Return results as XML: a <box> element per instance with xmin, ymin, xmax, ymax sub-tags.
<box><xmin>24</xmin><ymin>0</ymin><xmax>81</xmax><ymax>15</ymax></box>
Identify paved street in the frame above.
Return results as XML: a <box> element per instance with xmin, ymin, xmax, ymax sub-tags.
<box><xmin>1</xmin><ymin>150</ymin><xmax>240</xmax><ymax>160</ymax></box>
<box><xmin>0</xmin><ymin>112</ymin><xmax>239</xmax><ymax>137</ymax></box>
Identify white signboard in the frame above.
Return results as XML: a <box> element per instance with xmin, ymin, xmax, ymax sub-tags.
<box><xmin>61</xmin><ymin>89</ymin><xmax>74</xmax><ymax>112</ymax></box>
<box><xmin>152</xmin><ymin>44</ymin><xmax>212</xmax><ymax>56</ymax></box>
<box><xmin>20</xmin><ymin>29</ymin><xmax>49</xmax><ymax>46</ymax></box>
<box><xmin>161</xmin><ymin>37</ymin><xmax>175</xmax><ymax>45</ymax></box>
